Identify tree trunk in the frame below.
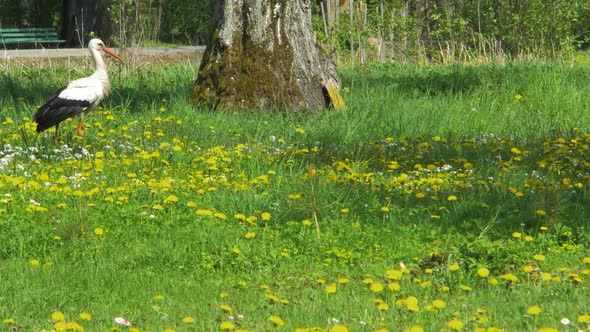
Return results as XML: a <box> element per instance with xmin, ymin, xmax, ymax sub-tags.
<box><xmin>61</xmin><ymin>0</ymin><xmax>114</xmax><ymax>47</ymax></box>
<box><xmin>191</xmin><ymin>0</ymin><xmax>342</xmax><ymax>110</ymax></box>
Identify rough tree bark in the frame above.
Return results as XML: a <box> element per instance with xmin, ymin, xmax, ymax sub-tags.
<box><xmin>191</xmin><ymin>0</ymin><xmax>344</xmax><ymax>110</ymax></box>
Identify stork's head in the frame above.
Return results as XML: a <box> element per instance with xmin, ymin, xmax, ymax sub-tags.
<box><xmin>88</xmin><ymin>38</ymin><xmax>123</xmax><ymax>62</ymax></box>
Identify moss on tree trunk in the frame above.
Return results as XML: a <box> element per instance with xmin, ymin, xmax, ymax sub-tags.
<box><xmin>191</xmin><ymin>0</ymin><xmax>341</xmax><ymax>110</ymax></box>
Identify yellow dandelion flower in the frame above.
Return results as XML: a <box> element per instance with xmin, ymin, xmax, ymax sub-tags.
<box><xmin>533</xmin><ymin>254</ymin><xmax>545</xmax><ymax>261</ymax></box>
<box><xmin>578</xmin><ymin>314</ymin><xmax>590</xmax><ymax>323</ymax></box>
<box><xmin>234</xmin><ymin>213</ymin><xmax>246</xmax><ymax>221</ymax></box>
<box><xmin>214</xmin><ymin>212</ymin><xmax>227</xmax><ymax>220</ymax></box>
<box><xmin>477</xmin><ymin>267</ymin><xmax>490</xmax><ymax>278</ymax></box>
<box><xmin>53</xmin><ymin>321</ymin><xmax>67</xmax><ymax>331</ymax></box>
<box><xmin>302</xmin><ymin>219</ymin><xmax>312</xmax><ymax>227</ymax></box>
<box><xmin>536</xmin><ymin>210</ymin><xmax>546</xmax><ymax>216</ymax></box>
<box><xmin>331</xmin><ymin>325</ymin><xmax>349</xmax><ymax>332</ymax></box>
<box><xmin>386</xmin><ymin>269</ymin><xmax>403</xmax><ymax>280</ymax></box>
<box><xmin>94</xmin><ymin>227</ymin><xmax>104</xmax><ymax>236</ymax></box>
<box><xmin>79</xmin><ymin>312</ymin><xmax>91</xmax><ymax>320</ymax></box>
<box><xmin>447</xmin><ymin>195</ymin><xmax>458</xmax><ymax>201</ymax></box>
<box><xmin>244</xmin><ymin>232</ymin><xmax>256</xmax><ymax>239</ymax></box>
<box><xmin>232</xmin><ymin>247</ymin><xmax>241</xmax><ymax>254</ymax></box>
<box><xmin>488</xmin><ymin>277</ymin><xmax>499</xmax><ymax>285</ymax></box>
<box><xmin>325</xmin><ymin>283</ymin><xmax>337</xmax><ymax>294</ymax></box>
<box><xmin>460</xmin><ymin>285</ymin><xmax>472</xmax><ymax>291</ymax></box>
<box><xmin>404</xmin><ymin>296</ymin><xmax>420</xmax><ymax>312</ymax></box>
<box><xmin>182</xmin><ymin>316</ymin><xmax>195</xmax><ymax>324</ymax></box>
<box><xmin>540</xmin><ymin>272</ymin><xmax>552</xmax><ymax>281</ymax></box>
<box><xmin>51</xmin><ymin>311</ymin><xmax>65</xmax><ymax>322</ymax></box>
<box><xmin>163</xmin><ymin>195</ymin><xmax>179</xmax><ymax>204</ymax></box>
<box><xmin>527</xmin><ymin>305</ymin><xmax>542</xmax><ymax>315</ymax></box>
<box><xmin>388</xmin><ymin>282</ymin><xmax>401</xmax><ymax>291</ymax></box>
<box><xmin>261</xmin><ymin>212</ymin><xmax>271</xmax><ymax>221</ymax></box>
<box><xmin>220</xmin><ymin>321</ymin><xmax>235</xmax><ymax>330</ymax></box>
<box><xmin>362</xmin><ymin>277</ymin><xmax>374</xmax><ymax>284</ymax></box>
<box><xmin>447</xmin><ymin>318</ymin><xmax>464</xmax><ymax>330</ymax></box>
<box><xmin>512</xmin><ymin>232</ymin><xmax>522</xmax><ymax>238</ymax></box>
<box><xmin>153</xmin><ymin>295</ymin><xmax>164</xmax><ymax>301</ymax></box>
<box><xmin>569</xmin><ymin>273</ymin><xmax>582</xmax><ymax>283</ymax></box>
<box><xmin>196</xmin><ymin>209</ymin><xmax>214</xmax><ymax>216</ymax></box>
<box><xmin>377</xmin><ymin>301</ymin><xmax>389</xmax><ymax>311</ymax></box>
<box><xmin>523</xmin><ymin>265</ymin><xmax>534</xmax><ymax>273</ymax></box>
<box><xmin>30</xmin><ymin>259</ymin><xmax>40</xmax><ymax>266</ymax></box>
<box><xmin>432</xmin><ymin>299</ymin><xmax>446</xmax><ymax>309</ymax></box>
<box><xmin>449</xmin><ymin>264</ymin><xmax>460</xmax><ymax>272</ymax></box>
<box><xmin>404</xmin><ymin>326</ymin><xmax>424</xmax><ymax>332</ymax></box>
<box><xmin>219</xmin><ymin>304</ymin><xmax>232</xmax><ymax>312</ymax></box>
<box><xmin>536</xmin><ymin>328</ymin><xmax>559</xmax><ymax>332</ymax></box>
<box><xmin>415</xmin><ymin>192</ymin><xmax>425</xmax><ymax>198</ymax></box>
<box><xmin>381</xmin><ymin>206</ymin><xmax>390</xmax><ymax>213</ymax></box>
<box><xmin>524</xmin><ymin>235</ymin><xmax>533</xmax><ymax>242</ymax></box>
<box><xmin>3</xmin><ymin>318</ymin><xmax>15</xmax><ymax>324</ymax></box>
<box><xmin>64</xmin><ymin>321</ymin><xmax>84</xmax><ymax>331</ymax></box>
<box><xmin>582</xmin><ymin>257</ymin><xmax>590</xmax><ymax>264</ymax></box>
<box><xmin>501</xmin><ymin>273</ymin><xmax>518</xmax><ymax>282</ymax></box>
<box><xmin>337</xmin><ymin>277</ymin><xmax>349</xmax><ymax>284</ymax></box>
<box><xmin>370</xmin><ymin>282</ymin><xmax>384</xmax><ymax>293</ymax></box>
<box><xmin>268</xmin><ymin>315</ymin><xmax>284</xmax><ymax>326</ymax></box>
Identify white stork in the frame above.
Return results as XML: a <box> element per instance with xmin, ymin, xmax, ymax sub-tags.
<box><xmin>33</xmin><ymin>38</ymin><xmax>123</xmax><ymax>145</ymax></box>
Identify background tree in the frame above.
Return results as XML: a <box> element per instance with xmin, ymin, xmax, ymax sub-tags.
<box><xmin>191</xmin><ymin>0</ymin><xmax>343</xmax><ymax>110</ymax></box>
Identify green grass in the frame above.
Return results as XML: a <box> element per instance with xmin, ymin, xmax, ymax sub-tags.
<box><xmin>0</xmin><ymin>61</ymin><xmax>589</xmax><ymax>331</ymax></box>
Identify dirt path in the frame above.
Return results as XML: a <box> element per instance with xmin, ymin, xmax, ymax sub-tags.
<box><xmin>2</xmin><ymin>45</ymin><xmax>205</xmax><ymax>58</ymax></box>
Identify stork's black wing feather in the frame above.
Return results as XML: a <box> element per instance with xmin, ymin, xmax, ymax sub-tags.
<box><xmin>33</xmin><ymin>87</ymin><xmax>92</xmax><ymax>133</ymax></box>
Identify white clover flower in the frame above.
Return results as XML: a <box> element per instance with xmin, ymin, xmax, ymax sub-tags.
<box><xmin>561</xmin><ymin>318</ymin><xmax>570</xmax><ymax>325</ymax></box>
<box><xmin>114</xmin><ymin>317</ymin><xmax>131</xmax><ymax>327</ymax></box>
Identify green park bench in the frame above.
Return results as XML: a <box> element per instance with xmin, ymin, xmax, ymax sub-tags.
<box><xmin>0</xmin><ymin>27</ymin><xmax>65</xmax><ymax>48</ymax></box>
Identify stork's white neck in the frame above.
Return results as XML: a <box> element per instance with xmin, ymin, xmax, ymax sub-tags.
<box><xmin>90</xmin><ymin>46</ymin><xmax>107</xmax><ymax>74</ymax></box>
<box><xmin>87</xmin><ymin>45</ymin><xmax>111</xmax><ymax>96</ymax></box>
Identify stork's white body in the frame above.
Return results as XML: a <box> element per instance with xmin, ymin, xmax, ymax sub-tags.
<box><xmin>33</xmin><ymin>39</ymin><xmax>122</xmax><ymax>144</ymax></box>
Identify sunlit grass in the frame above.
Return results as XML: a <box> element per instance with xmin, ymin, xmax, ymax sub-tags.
<box><xmin>0</xmin><ymin>61</ymin><xmax>589</xmax><ymax>331</ymax></box>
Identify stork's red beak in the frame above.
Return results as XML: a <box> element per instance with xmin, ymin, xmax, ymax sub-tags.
<box><xmin>102</xmin><ymin>46</ymin><xmax>123</xmax><ymax>62</ymax></box>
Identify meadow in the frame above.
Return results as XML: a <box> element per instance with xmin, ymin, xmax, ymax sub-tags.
<box><xmin>0</xmin><ymin>57</ymin><xmax>590</xmax><ymax>331</ymax></box>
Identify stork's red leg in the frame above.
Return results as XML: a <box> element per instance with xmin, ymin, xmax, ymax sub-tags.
<box><xmin>77</xmin><ymin>118</ymin><xmax>83</xmax><ymax>137</ymax></box>
<box><xmin>54</xmin><ymin>123</ymin><xmax>60</xmax><ymax>146</ymax></box>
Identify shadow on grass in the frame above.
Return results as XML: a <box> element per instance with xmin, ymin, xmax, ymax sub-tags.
<box><xmin>0</xmin><ymin>67</ymin><xmax>194</xmax><ymax>116</ymax></box>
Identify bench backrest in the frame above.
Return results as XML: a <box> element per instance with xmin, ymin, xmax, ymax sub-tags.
<box><xmin>0</xmin><ymin>28</ymin><xmax>65</xmax><ymax>45</ymax></box>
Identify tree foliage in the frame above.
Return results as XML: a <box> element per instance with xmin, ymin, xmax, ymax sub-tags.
<box><xmin>314</xmin><ymin>0</ymin><xmax>590</xmax><ymax>61</ymax></box>
<box><xmin>2</xmin><ymin>0</ymin><xmax>589</xmax><ymax>60</ymax></box>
